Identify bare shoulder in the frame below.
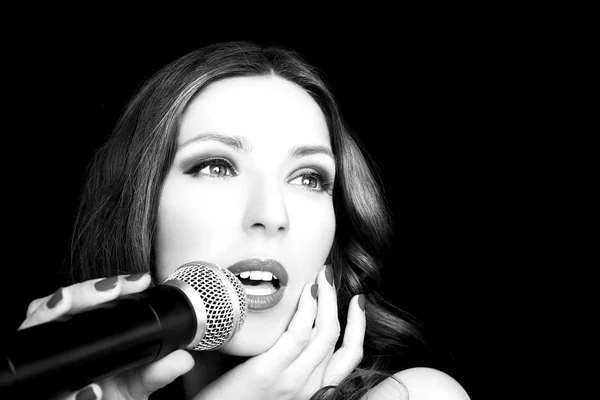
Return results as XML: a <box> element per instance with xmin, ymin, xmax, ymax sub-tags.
<box><xmin>395</xmin><ymin>367</ymin><xmax>470</xmax><ymax>399</ymax></box>
<box><xmin>361</xmin><ymin>367</ymin><xmax>470</xmax><ymax>400</ymax></box>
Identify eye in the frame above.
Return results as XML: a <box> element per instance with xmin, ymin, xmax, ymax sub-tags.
<box><xmin>185</xmin><ymin>157</ymin><xmax>237</xmax><ymax>178</ymax></box>
<box><xmin>289</xmin><ymin>170</ymin><xmax>333</xmax><ymax>194</ymax></box>
<box><xmin>299</xmin><ymin>174</ymin><xmax>320</xmax><ymax>189</ymax></box>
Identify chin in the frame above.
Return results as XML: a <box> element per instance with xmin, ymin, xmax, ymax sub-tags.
<box><xmin>217</xmin><ymin>308</ymin><xmax>292</xmax><ymax>356</ymax></box>
<box><xmin>218</xmin><ymin>327</ymin><xmax>278</xmax><ymax>356</ymax></box>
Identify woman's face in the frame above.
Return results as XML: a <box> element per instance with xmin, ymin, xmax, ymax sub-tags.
<box><xmin>155</xmin><ymin>75</ymin><xmax>336</xmax><ymax>355</ymax></box>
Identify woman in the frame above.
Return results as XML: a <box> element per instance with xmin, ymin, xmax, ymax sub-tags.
<box><xmin>19</xmin><ymin>41</ymin><xmax>470</xmax><ymax>399</ymax></box>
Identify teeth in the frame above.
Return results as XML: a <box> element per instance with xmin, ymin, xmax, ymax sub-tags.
<box><xmin>237</xmin><ymin>271</ymin><xmax>277</xmax><ymax>281</ymax></box>
<box><xmin>261</xmin><ymin>271</ymin><xmax>273</xmax><ymax>281</ymax></box>
<box><xmin>249</xmin><ymin>271</ymin><xmax>262</xmax><ymax>280</ymax></box>
<box><xmin>244</xmin><ymin>286</ymin><xmax>277</xmax><ymax>296</ymax></box>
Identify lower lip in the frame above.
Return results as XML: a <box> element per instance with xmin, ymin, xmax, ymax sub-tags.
<box><xmin>246</xmin><ymin>286</ymin><xmax>286</xmax><ymax>311</ymax></box>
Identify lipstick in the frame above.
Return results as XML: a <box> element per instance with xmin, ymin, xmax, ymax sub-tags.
<box><xmin>228</xmin><ymin>258</ymin><xmax>288</xmax><ymax>311</ymax></box>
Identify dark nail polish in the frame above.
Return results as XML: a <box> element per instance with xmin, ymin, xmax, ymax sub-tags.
<box><xmin>76</xmin><ymin>386</ymin><xmax>96</xmax><ymax>400</ymax></box>
<box><xmin>47</xmin><ymin>288</ymin><xmax>63</xmax><ymax>309</ymax></box>
<box><xmin>311</xmin><ymin>283</ymin><xmax>318</xmax><ymax>299</ymax></box>
<box><xmin>94</xmin><ymin>276</ymin><xmax>118</xmax><ymax>291</ymax></box>
<box><xmin>358</xmin><ymin>294</ymin><xmax>365</xmax><ymax>312</ymax></box>
<box><xmin>125</xmin><ymin>272</ymin><xmax>147</xmax><ymax>281</ymax></box>
<box><xmin>324</xmin><ymin>267</ymin><xmax>333</xmax><ymax>286</ymax></box>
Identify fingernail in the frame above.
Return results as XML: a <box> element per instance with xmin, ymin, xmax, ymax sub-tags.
<box><xmin>125</xmin><ymin>272</ymin><xmax>147</xmax><ymax>281</ymax></box>
<box><xmin>324</xmin><ymin>266</ymin><xmax>333</xmax><ymax>286</ymax></box>
<box><xmin>76</xmin><ymin>386</ymin><xmax>96</xmax><ymax>400</ymax></box>
<box><xmin>358</xmin><ymin>294</ymin><xmax>365</xmax><ymax>312</ymax></box>
<box><xmin>47</xmin><ymin>288</ymin><xmax>63</xmax><ymax>309</ymax></box>
<box><xmin>94</xmin><ymin>276</ymin><xmax>118</xmax><ymax>291</ymax></box>
<box><xmin>310</xmin><ymin>283</ymin><xmax>318</xmax><ymax>299</ymax></box>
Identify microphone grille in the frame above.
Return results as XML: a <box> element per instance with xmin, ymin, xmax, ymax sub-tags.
<box><xmin>164</xmin><ymin>261</ymin><xmax>247</xmax><ymax>351</ymax></box>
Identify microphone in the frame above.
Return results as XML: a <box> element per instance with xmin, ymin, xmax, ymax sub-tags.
<box><xmin>0</xmin><ymin>261</ymin><xmax>248</xmax><ymax>399</ymax></box>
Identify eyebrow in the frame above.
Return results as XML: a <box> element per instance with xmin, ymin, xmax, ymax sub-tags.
<box><xmin>289</xmin><ymin>145</ymin><xmax>336</xmax><ymax>164</ymax></box>
<box><xmin>178</xmin><ymin>133</ymin><xmax>252</xmax><ymax>153</ymax></box>
<box><xmin>178</xmin><ymin>132</ymin><xmax>335</xmax><ymax>164</ymax></box>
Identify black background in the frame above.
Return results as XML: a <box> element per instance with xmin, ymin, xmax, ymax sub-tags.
<box><xmin>0</xmin><ymin>21</ymin><xmax>527</xmax><ymax>399</ymax></box>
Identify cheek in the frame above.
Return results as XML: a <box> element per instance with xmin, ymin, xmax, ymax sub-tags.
<box><xmin>288</xmin><ymin>197</ymin><xmax>336</xmax><ymax>264</ymax></box>
<box><xmin>155</xmin><ymin>185</ymin><xmax>240</xmax><ymax>280</ymax></box>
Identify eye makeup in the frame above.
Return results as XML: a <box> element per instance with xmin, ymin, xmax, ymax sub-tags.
<box><xmin>177</xmin><ymin>147</ymin><xmax>335</xmax><ymax>195</ymax></box>
<box><xmin>288</xmin><ymin>166</ymin><xmax>334</xmax><ymax>195</ymax></box>
<box><xmin>183</xmin><ymin>156</ymin><xmax>238</xmax><ymax>178</ymax></box>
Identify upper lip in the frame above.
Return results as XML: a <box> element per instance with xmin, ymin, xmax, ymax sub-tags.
<box><xmin>228</xmin><ymin>258</ymin><xmax>289</xmax><ymax>286</ymax></box>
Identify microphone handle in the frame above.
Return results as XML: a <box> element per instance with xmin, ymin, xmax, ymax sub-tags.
<box><xmin>0</xmin><ymin>284</ymin><xmax>196</xmax><ymax>399</ymax></box>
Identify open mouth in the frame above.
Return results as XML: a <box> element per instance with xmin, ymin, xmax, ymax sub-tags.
<box><xmin>235</xmin><ymin>271</ymin><xmax>281</xmax><ymax>296</ymax></box>
<box><xmin>228</xmin><ymin>258</ymin><xmax>288</xmax><ymax>311</ymax></box>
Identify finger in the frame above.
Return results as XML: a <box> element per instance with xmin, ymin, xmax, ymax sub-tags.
<box><xmin>121</xmin><ymin>349</ymin><xmax>195</xmax><ymax>398</ymax></box>
<box><xmin>20</xmin><ymin>273</ymin><xmax>151</xmax><ymax>330</ymax></box>
<box><xmin>323</xmin><ymin>294</ymin><xmax>366</xmax><ymax>386</ymax></box>
<box><xmin>25</xmin><ymin>287</ymin><xmax>68</xmax><ymax>318</ymax></box>
<box><xmin>60</xmin><ymin>383</ymin><xmax>102</xmax><ymax>400</ymax></box>
<box><xmin>259</xmin><ymin>282</ymin><xmax>318</xmax><ymax>369</ymax></box>
<box><xmin>19</xmin><ymin>287</ymin><xmax>73</xmax><ymax>330</ymax></box>
<box><xmin>313</xmin><ymin>265</ymin><xmax>340</xmax><ymax>346</ymax></box>
<box><xmin>340</xmin><ymin>294</ymin><xmax>366</xmax><ymax>355</ymax></box>
<box><xmin>286</xmin><ymin>283</ymin><xmax>319</xmax><ymax>337</ymax></box>
<box><xmin>68</xmin><ymin>273</ymin><xmax>151</xmax><ymax>314</ymax></box>
<box><xmin>286</xmin><ymin>266</ymin><xmax>340</xmax><ymax>375</ymax></box>
<box><xmin>121</xmin><ymin>272</ymin><xmax>153</xmax><ymax>294</ymax></box>
<box><xmin>24</xmin><ymin>273</ymin><xmax>151</xmax><ymax>318</ymax></box>
<box><xmin>303</xmin><ymin>345</ymin><xmax>334</xmax><ymax>390</ymax></box>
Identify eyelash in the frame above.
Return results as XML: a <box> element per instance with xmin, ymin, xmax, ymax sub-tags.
<box><xmin>289</xmin><ymin>170</ymin><xmax>334</xmax><ymax>194</ymax></box>
<box><xmin>184</xmin><ymin>157</ymin><xmax>334</xmax><ymax>194</ymax></box>
<box><xmin>185</xmin><ymin>157</ymin><xmax>237</xmax><ymax>178</ymax></box>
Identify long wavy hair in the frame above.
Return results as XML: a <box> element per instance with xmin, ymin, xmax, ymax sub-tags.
<box><xmin>69</xmin><ymin>41</ymin><xmax>432</xmax><ymax>399</ymax></box>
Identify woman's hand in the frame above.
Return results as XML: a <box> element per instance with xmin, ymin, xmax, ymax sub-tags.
<box><xmin>19</xmin><ymin>273</ymin><xmax>195</xmax><ymax>400</ymax></box>
<box><xmin>194</xmin><ymin>265</ymin><xmax>366</xmax><ymax>400</ymax></box>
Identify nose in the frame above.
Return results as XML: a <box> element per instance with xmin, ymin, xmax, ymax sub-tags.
<box><xmin>243</xmin><ymin>173</ymin><xmax>290</xmax><ymax>237</ymax></box>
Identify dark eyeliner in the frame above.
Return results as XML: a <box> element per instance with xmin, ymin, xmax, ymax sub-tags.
<box><xmin>314</xmin><ymin>171</ymin><xmax>334</xmax><ymax>194</ymax></box>
<box><xmin>292</xmin><ymin>167</ymin><xmax>334</xmax><ymax>194</ymax></box>
<box><xmin>312</xmin><ymin>166</ymin><xmax>334</xmax><ymax>193</ymax></box>
<box><xmin>184</xmin><ymin>156</ymin><xmax>237</xmax><ymax>177</ymax></box>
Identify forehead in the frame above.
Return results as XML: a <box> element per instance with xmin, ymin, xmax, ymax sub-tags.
<box><xmin>179</xmin><ymin>75</ymin><xmax>330</xmax><ymax>147</ymax></box>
